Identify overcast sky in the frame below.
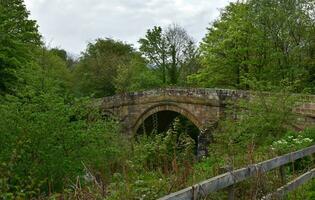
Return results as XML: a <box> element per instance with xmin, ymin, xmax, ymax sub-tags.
<box><xmin>24</xmin><ymin>0</ymin><xmax>235</xmax><ymax>56</ymax></box>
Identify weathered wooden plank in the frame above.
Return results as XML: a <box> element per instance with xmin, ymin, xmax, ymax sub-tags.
<box><xmin>158</xmin><ymin>145</ymin><xmax>315</xmax><ymax>200</ymax></box>
<box><xmin>262</xmin><ymin>168</ymin><xmax>315</xmax><ymax>200</ymax></box>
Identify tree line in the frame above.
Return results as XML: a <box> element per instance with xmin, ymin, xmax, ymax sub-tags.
<box><xmin>1</xmin><ymin>0</ymin><xmax>314</xmax><ymax>99</ymax></box>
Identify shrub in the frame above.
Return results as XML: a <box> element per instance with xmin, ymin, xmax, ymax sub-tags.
<box><xmin>0</xmin><ymin>93</ymin><xmax>127</xmax><ymax>198</ymax></box>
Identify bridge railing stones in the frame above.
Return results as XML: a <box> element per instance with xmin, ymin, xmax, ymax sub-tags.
<box><xmin>98</xmin><ymin>88</ymin><xmax>315</xmax><ymax>123</ymax></box>
<box><xmin>100</xmin><ymin>88</ymin><xmax>315</xmax><ymax>104</ymax></box>
<box><xmin>97</xmin><ymin>88</ymin><xmax>315</xmax><ymax>136</ymax></box>
<box><xmin>100</xmin><ymin>88</ymin><xmax>314</xmax><ymax>112</ymax></box>
<box><xmin>100</xmin><ymin>88</ymin><xmax>250</xmax><ymax>109</ymax></box>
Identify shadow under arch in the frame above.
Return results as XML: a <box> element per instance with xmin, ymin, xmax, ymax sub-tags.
<box><xmin>133</xmin><ymin>103</ymin><xmax>203</xmax><ymax>135</ymax></box>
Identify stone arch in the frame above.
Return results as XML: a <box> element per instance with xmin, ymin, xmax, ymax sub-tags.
<box><xmin>133</xmin><ymin>103</ymin><xmax>203</xmax><ymax>134</ymax></box>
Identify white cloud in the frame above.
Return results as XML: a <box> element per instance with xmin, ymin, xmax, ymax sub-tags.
<box><xmin>24</xmin><ymin>0</ymin><xmax>235</xmax><ymax>55</ymax></box>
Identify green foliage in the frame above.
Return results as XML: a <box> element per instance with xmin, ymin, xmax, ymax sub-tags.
<box><xmin>37</xmin><ymin>48</ymin><xmax>73</xmax><ymax>94</ymax></box>
<box><xmin>139</xmin><ymin>25</ymin><xmax>199</xmax><ymax>85</ymax></box>
<box><xmin>134</xmin><ymin>123</ymin><xmax>195</xmax><ymax>172</ymax></box>
<box><xmin>106</xmin><ymin>122</ymin><xmax>195</xmax><ymax>200</ymax></box>
<box><xmin>231</xmin><ymin>94</ymin><xmax>294</xmax><ymax>142</ymax></box>
<box><xmin>114</xmin><ymin>55</ymin><xmax>162</xmax><ymax>93</ymax></box>
<box><xmin>271</xmin><ymin>133</ymin><xmax>313</xmax><ymax>155</ymax></box>
<box><xmin>0</xmin><ymin>0</ymin><xmax>41</xmax><ymax>94</ymax></box>
<box><xmin>301</xmin><ymin>127</ymin><xmax>315</xmax><ymax>141</ymax></box>
<box><xmin>189</xmin><ymin>2</ymin><xmax>252</xmax><ymax>89</ymax></box>
<box><xmin>73</xmin><ymin>38</ymin><xmax>159</xmax><ymax>97</ymax></box>
<box><xmin>288</xmin><ymin>179</ymin><xmax>315</xmax><ymax>200</ymax></box>
<box><xmin>0</xmin><ymin>93</ymin><xmax>127</xmax><ymax>198</ymax></box>
<box><xmin>49</xmin><ymin>48</ymin><xmax>76</xmax><ymax>69</ymax></box>
<box><xmin>139</xmin><ymin>26</ymin><xmax>168</xmax><ymax>84</ymax></box>
<box><xmin>49</xmin><ymin>48</ymin><xmax>68</xmax><ymax>62</ymax></box>
<box><xmin>189</xmin><ymin>0</ymin><xmax>315</xmax><ymax>92</ymax></box>
<box><xmin>207</xmin><ymin>85</ymin><xmax>299</xmax><ymax>169</ymax></box>
<box><xmin>271</xmin><ymin>129</ymin><xmax>315</xmax><ymax>173</ymax></box>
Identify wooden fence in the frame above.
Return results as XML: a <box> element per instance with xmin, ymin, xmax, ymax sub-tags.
<box><xmin>158</xmin><ymin>145</ymin><xmax>315</xmax><ymax>200</ymax></box>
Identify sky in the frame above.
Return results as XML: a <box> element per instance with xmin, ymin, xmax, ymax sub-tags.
<box><xmin>24</xmin><ymin>0</ymin><xmax>235</xmax><ymax>56</ymax></box>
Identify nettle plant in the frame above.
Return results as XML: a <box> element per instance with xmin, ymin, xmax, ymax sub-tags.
<box><xmin>271</xmin><ymin>133</ymin><xmax>313</xmax><ymax>155</ymax></box>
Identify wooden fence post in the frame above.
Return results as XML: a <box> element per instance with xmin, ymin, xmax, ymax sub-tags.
<box><xmin>219</xmin><ymin>166</ymin><xmax>234</xmax><ymax>200</ymax></box>
<box><xmin>279</xmin><ymin>166</ymin><xmax>286</xmax><ymax>184</ymax></box>
<box><xmin>279</xmin><ymin>165</ymin><xmax>288</xmax><ymax>200</ymax></box>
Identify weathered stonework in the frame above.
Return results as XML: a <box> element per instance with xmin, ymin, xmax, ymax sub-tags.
<box><xmin>96</xmin><ymin>88</ymin><xmax>315</xmax><ymax>157</ymax></box>
<box><xmin>97</xmin><ymin>88</ymin><xmax>315</xmax><ymax>135</ymax></box>
<box><xmin>98</xmin><ymin>88</ymin><xmax>250</xmax><ymax>135</ymax></box>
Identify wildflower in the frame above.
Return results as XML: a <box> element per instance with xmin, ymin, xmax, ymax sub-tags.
<box><xmin>304</xmin><ymin>138</ymin><xmax>313</xmax><ymax>143</ymax></box>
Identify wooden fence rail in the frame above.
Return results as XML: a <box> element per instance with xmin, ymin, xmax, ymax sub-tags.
<box><xmin>158</xmin><ymin>145</ymin><xmax>315</xmax><ymax>200</ymax></box>
<box><xmin>262</xmin><ymin>168</ymin><xmax>315</xmax><ymax>199</ymax></box>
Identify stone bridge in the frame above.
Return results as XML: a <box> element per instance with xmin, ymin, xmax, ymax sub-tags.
<box><xmin>97</xmin><ymin>88</ymin><xmax>315</xmax><ymax>137</ymax></box>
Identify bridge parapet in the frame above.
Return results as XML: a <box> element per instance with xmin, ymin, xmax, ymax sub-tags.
<box><xmin>100</xmin><ymin>88</ymin><xmax>250</xmax><ymax>109</ymax></box>
<box><xmin>97</xmin><ymin>88</ymin><xmax>315</xmax><ymax>136</ymax></box>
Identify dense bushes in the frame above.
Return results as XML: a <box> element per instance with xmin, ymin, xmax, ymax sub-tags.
<box><xmin>105</xmin><ymin>120</ymin><xmax>196</xmax><ymax>199</ymax></box>
<box><xmin>0</xmin><ymin>93</ymin><xmax>127</xmax><ymax>198</ymax></box>
<box><xmin>0</xmin><ymin>97</ymin><xmax>197</xmax><ymax>199</ymax></box>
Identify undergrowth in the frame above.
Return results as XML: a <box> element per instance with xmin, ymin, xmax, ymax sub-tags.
<box><xmin>1</xmin><ymin>88</ymin><xmax>314</xmax><ymax>199</ymax></box>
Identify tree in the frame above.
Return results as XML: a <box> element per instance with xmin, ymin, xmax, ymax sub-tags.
<box><xmin>189</xmin><ymin>0</ymin><xmax>315</xmax><ymax>92</ymax></box>
<box><xmin>73</xmin><ymin>38</ymin><xmax>151</xmax><ymax>97</ymax></box>
<box><xmin>189</xmin><ymin>2</ymin><xmax>258</xmax><ymax>89</ymax></box>
<box><xmin>0</xmin><ymin>0</ymin><xmax>41</xmax><ymax>94</ymax></box>
<box><xmin>165</xmin><ymin>24</ymin><xmax>197</xmax><ymax>84</ymax></box>
<box><xmin>139</xmin><ymin>24</ymin><xmax>198</xmax><ymax>85</ymax></box>
<box><xmin>139</xmin><ymin>26</ymin><xmax>168</xmax><ymax>84</ymax></box>
<box><xmin>178</xmin><ymin>41</ymin><xmax>202</xmax><ymax>86</ymax></box>
<box><xmin>49</xmin><ymin>48</ymin><xmax>77</xmax><ymax>69</ymax></box>
<box><xmin>248</xmin><ymin>0</ymin><xmax>315</xmax><ymax>91</ymax></box>
<box><xmin>114</xmin><ymin>55</ymin><xmax>162</xmax><ymax>93</ymax></box>
<box><xmin>36</xmin><ymin>48</ymin><xmax>73</xmax><ymax>94</ymax></box>
<box><xmin>50</xmin><ymin>48</ymin><xmax>68</xmax><ymax>62</ymax></box>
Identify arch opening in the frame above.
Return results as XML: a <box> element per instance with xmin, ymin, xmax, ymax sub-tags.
<box><xmin>135</xmin><ymin>110</ymin><xmax>201</xmax><ymax>153</ymax></box>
